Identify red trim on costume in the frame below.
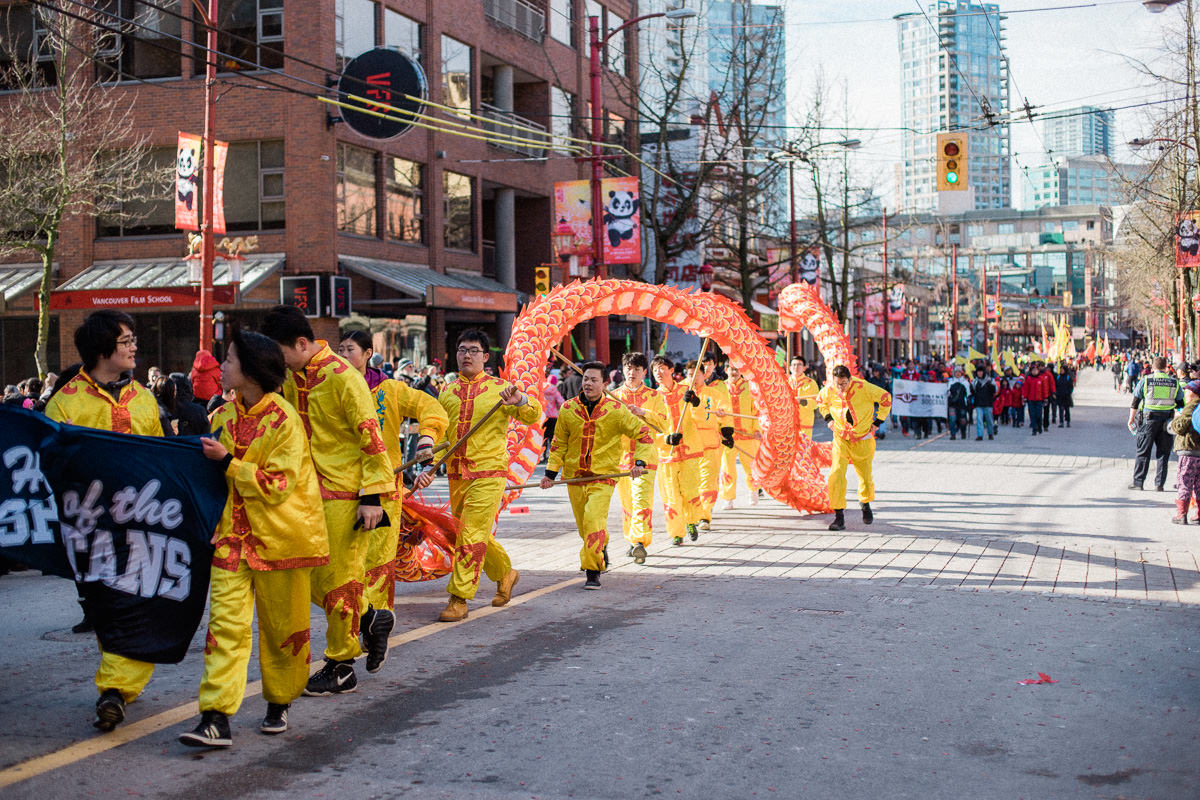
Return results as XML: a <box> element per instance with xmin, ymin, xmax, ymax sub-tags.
<box><xmin>279</xmin><ymin>629</ymin><xmax>311</xmax><ymax>657</ymax></box>
<box><xmin>323</xmin><ymin>581</ymin><xmax>365</xmax><ymax>638</ymax></box>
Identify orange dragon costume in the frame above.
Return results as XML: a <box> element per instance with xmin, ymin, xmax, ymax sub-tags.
<box><xmin>719</xmin><ymin>374</ymin><xmax>760</xmax><ymax>502</ymax></box>
<box><xmin>280</xmin><ymin>342</ymin><xmax>394</xmax><ymax>663</ymax></box>
<box><xmin>546</xmin><ymin>396</ymin><xmax>653</xmax><ymax>571</ymax></box>
<box><xmin>45</xmin><ymin>371</ymin><xmax>164</xmax><ymax>707</ymax></box>
<box><xmin>615</xmin><ymin>381</ymin><xmax>667</xmax><ymax>548</ymax></box>
<box><xmin>816</xmin><ymin>376</ymin><xmax>892</xmax><ymax>509</ymax></box>
<box><xmin>201</xmin><ymin>392</ymin><xmax>328</xmax><ymax>717</ymax></box>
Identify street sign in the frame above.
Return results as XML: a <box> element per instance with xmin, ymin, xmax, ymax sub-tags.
<box><xmin>329</xmin><ymin>275</ymin><xmax>352</xmax><ymax>317</ymax></box>
<box><xmin>281</xmin><ymin>275</ymin><xmax>321</xmax><ymax>318</ymax></box>
<box><xmin>337</xmin><ymin>48</ymin><xmax>427</xmax><ymax>140</ymax></box>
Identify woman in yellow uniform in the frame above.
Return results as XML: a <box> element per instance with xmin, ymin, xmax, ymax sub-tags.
<box><xmin>716</xmin><ymin>363</ymin><xmax>761</xmax><ymax>508</ymax></box>
<box><xmin>653</xmin><ymin>356</ymin><xmax>705</xmax><ymax>546</ymax></box>
<box><xmin>45</xmin><ymin>310</ymin><xmax>164</xmax><ymax>733</ymax></box>
<box><xmin>337</xmin><ymin>331</ymin><xmax>448</xmax><ymax>672</ymax></box>
<box><xmin>180</xmin><ymin>328</ymin><xmax>328</xmax><ymax>748</ymax></box>
<box><xmin>816</xmin><ymin>364</ymin><xmax>892</xmax><ymax>531</ymax></box>
<box><xmin>615</xmin><ymin>352</ymin><xmax>667</xmax><ymax>564</ymax></box>
<box><xmin>423</xmin><ymin>330</ymin><xmax>541</xmax><ymax>622</ymax></box>
<box><xmin>542</xmin><ymin>362</ymin><xmax>652</xmax><ymax>588</ymax></box>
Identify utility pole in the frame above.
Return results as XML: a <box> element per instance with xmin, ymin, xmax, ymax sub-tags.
<box><xmin>881</xmin><ymin>208</ymin><xmax>889</xmax><ymax>367</ymax></box>
<box><xmin>194</xmin><ymin>0</ymin><xmax>219</xmax><ymax>353</ymax></box>
<box><xmin>951</xmin><ymin>244</ymin><xmax>959</xmax><ymax>359</ymax></box>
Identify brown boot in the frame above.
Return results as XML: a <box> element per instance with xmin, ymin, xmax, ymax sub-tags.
<box><xmin>492</xmin><ymin>569</ymin><xmax>520</xmax><ymax>607</ymax></box>
<box><xmin>438</xmin><ymin>595</ymin><xmax>468</xmax><ymax>622</ymax></box>
<box><xmin>1172</xmin><ymin>499</ymin><xmax>1189</xmax><ymax>525</ymax></box>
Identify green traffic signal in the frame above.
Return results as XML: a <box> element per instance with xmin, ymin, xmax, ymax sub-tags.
<box><xmin>946</xmin><ymin>171</ymin><xmax>959</xmax><ymax>184</ymax></box>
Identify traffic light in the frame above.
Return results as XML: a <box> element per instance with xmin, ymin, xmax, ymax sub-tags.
<box><xmin>936</xmin><ymin>132</ymin><xmax>967</xmax><ymax>191</ymax></box>
<box><xmin>534</xmin><ymin>265</ymin><xmax>552</xmax><ymax>295</ymax></box>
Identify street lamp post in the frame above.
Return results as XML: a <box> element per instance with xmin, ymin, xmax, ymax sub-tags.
<box><xmin>193</xmin><ymin>0</ymin><xmax>219</xmax><ymax>354</ymax></box>
<box><xmin>588</xmin><ymin>7</ymin><xmax>696</xmax><ymax>364</ymax></box>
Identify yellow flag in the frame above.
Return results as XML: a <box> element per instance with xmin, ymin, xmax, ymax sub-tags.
<box><xmin>967</xmin><ymin>347</ymin><xmax>986</xmax><ymax>361</ymax></box>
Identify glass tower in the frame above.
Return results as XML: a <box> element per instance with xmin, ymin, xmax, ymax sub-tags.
<box><xmin>1042</xmin><ymin>106</ymin><xmax>1113</xmax><ymax>158</ymax></box>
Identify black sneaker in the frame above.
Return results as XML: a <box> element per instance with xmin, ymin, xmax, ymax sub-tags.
<box><xmin>303</xmin><ymin>659</ymin><xmax>357</xmax><ymax>696</ymax></box>
<box><xmin>93</xmin><ymin>689</ymin><xmax>125</xmax><ymax>732</ymax></box>
<box><xmin>179</xmin><ymin>710</ymin><xmax>232</xmax><ymax>748</ymax></box>
<box><xmin>828</xmin><ymin>511</ymin><xmax>845</xmax><ymax>531</ymax></box>
<box><xmin>632</xmin><ymin>543</ymin><xmax>647</xmax><ymax>564</ymax></box>
<box><xmin>71</xmin><ymin>617</ymin><xmax>94</xmax><ymax>634</ymax></box>
<box><xmin>603</xmin><ymin>546</ymin><xmax>610</xmax><ymax>570</ymax></box>
<box><xmin>687</xmin><ymin>523</ymin><xmax>699</xmax><ymax>542</ymax></box>
<box><xmin>260</xmin><ymin>703</ymin><xmax>289</xmax><ymax>735</ymax></box>
<box><xmin>861</xmin><ymin>503</ymin><xmax>874</xmax><ymax>525</ymax></box>
<box><xmin>673</xmin><ymin>536</ymin><xmax>683</xmax><ymax>546</ymax></box>
<box><xmin>363</xmin><ymin>608</ymin><xmax>394</xmax><ymax>674</ymax></box>
<box><xmin>627</xmin><ymin>545</ymin><xmax>636</xmax><ymax>557</ymax></box>
<box><xmin>584</xmin><ymin>570</ymin><xmax>601</xmax><ymax>589</ymax></box>
<box><xmin>975</xmin><ymin>436</ymin><xmax>983</xmax><ymax>441</ymax></box>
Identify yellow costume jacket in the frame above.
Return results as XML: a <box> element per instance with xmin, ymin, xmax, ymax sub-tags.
<box><xmin>695</xmin><ymin>379</ymin><xmax>732</xmax><ymax>448</ymax></box>
<box><xmin>816</xmin><ymin>378</ymin><xmax>893</xmax><ymax>441</ymax></box>
<box><xmin>547</xmin><ymin>396</ymin><xmax>653</xmax><ymax>480</ymax></box>
<box><xmin>438</xmin><ymin>372</ymin><xmax>543</xmax><ymax>480</ymax></box>
<box><xmin>209</xmin><ymin>393</ymin><xmax>329</xmax><ymax>571</ymax></box>
<box><xmin>727</xmin><ymin>377</ymin><xmax>760</xmax><ymax>437</ymax></box>
<box><xmin>370</xmin><ymin>377</ymin><xmax>449</xmax><ymax>473</ymax></box>
<box><xmin>790</xmin><ymin>374</ymin><xmax>820</xmax><ymax>430</ymax></box>
<box><xmin>657</xmin><ymin>383</ymin><xmax>704</xmax><ymax>463</ymax></box>
<box><xmin>45</xmin><ymin>371</ymin><xmax>163</xmax><ymax>435</ymax></box>
<box><xmin>616</xmin><ymin>382</ymin><xmax>667</xmax><ymax>469</ymax></box>
<box><xmin>280</xmin><ymin>342</ymin><xmax>394</xmax><ymax>500</ymax></box>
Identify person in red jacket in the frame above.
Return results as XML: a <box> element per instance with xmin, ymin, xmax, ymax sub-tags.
<box><xmin>1039</xmin><ymin>364</ymin><xmax>1057</xmax><ymax>432</ymax></box>
<box><xmin>1023</xmin><ymin>362</ymin><xmax>1052</xmax><ymax>435</ymax></box>
<box><xmin>189</xmin><ymin>349</ymin><xmax>222</xmax><ymax>402</ymax></box>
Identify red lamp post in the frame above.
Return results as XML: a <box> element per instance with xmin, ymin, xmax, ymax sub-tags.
<box><xmin>698</xmin><ymin>263</ymin><xmax>714</xmax><ymax>292</ymax></box>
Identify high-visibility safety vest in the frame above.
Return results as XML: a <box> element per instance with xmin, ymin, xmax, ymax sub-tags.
<box><xmin>1142</xmin><ymin>371</ymin><xmax>1179</xmax><ymax>412</ymax></box>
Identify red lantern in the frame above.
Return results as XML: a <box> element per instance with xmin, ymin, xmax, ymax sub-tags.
<box><xmin>699</xmin><ymin>263</ymin><xmax>714</xmax><ymax>292</ymax></box>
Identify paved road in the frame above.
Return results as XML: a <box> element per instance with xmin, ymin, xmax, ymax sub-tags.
<box><xmin>0</xmin><ymin>368</ymin><xmax>1196</xmax><ymax>799</ymax></box>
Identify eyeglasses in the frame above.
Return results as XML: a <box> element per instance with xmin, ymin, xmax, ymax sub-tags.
<box><xmin>456</xmin><ymin>347</ymin><xmax>485</xmax><ymax>356</ymax></box>
<box><xmin>116</xmin><ymin>336</ymin><xmax>137</xmax><ymax>347</ymax></box>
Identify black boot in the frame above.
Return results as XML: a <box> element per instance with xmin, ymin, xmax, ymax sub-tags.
<box><xmin>828</xmin><ymin>510</ymin><xmax>845</xmax><ymax>531</ymax></box>
<box><xmin>861</xmin><ymin>503</ymin><xmax>874</xmax><ymax>525</ymax></box>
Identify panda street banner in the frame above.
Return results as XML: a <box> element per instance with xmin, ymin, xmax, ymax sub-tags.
<box><xmin>891</xmin><ymin>379</ymin><xmax>948</xmax><ymax>418</ymax></box>
<box><xmin>0</xmin><ymin>407</ymin><xmax>225</xmax><ymax>663</ymax></box>
<box><xmin>553</xmin><ymin>177</ymin><xmax>641</xmax><ymax>265</ymax></box>
<box><xmin>1177</xmin><ymin>211</ymin><xmax>1200</xmax><ymax>269</ymax></box>
<box><xmin>175</xmin><ymin>132</ymin><xmax>228</xmax><ymax>234</ymax></box>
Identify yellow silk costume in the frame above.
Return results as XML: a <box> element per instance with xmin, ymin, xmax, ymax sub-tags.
<box><xmin>280</xmin><ymin>342</ymin><xmax>393</xmax><ymax>662</ymax></box>
<box><xmin>547</xmin><ymin>396</ymin><xmax>653</xmax><ymax>571</ymax></box>
<box><xmin>695</xmin><ymin>379</ymin><xmax>731</xmax><ymax>517</ymax></box>
<box><xmin>615</xmin><ymin>382</ymin><xmax>667</xmax><ymax>547</ymax></box>
<box><xmin>816</xmin><ymin>378</ymin><xmax>893</xmax><ymax>509</ymax></box>
<box><xmin>45</xmin><ymin>370</ymin><xmax>163</xmax><ymax>702</ymax></box>
<box><xmin>363</xmin><ymin>377</ymin><xmax>448</xmax><ymax>610</ymax></box>
<box><xmin>790</xmin><ymin>373</ymin><xmax>820</xmax><ymax>435</ymax></box>
<box><xmin>656</xmin><ymin>383</ymin><xmax>704</xmax><ymax>540</ymax></box>
<box><xmin>720</xmin><ymin>377</ymin><xmax>760</xmax><ymax>501</ymax></box>
<box><xmin>438</xmin><ymin>373</ymin><xmax>542</xmax><ymax>600</ymax></box>
<box><xmin>201</xmin><ymin>392</ymin><xmax>328</xmax><ymax>715</ymax></box>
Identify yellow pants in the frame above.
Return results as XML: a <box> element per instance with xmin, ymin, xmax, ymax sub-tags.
<box><xmin>617</xmin><ymin>469</ymin><xmax>656</xmax><ymax>546</ymax></box>
<box><xmin>720</xmin><ymin>439</ymin><xmax>759</xmax><ymax>500</ymax></box>
<box><xmin>698</xmin><ymin>445</ymin><xmax>722</xmax><ymax>518</ymax></box>
<box><xmin>568</xmin><ymin>481</ymin><xmax>615</xmax><ymax>571</ymax></box>
<box><xmin>311</xmin><ymin>498</ymin><xmax>365</xmax><ymax>662</ymax></box>
<box><xmin>447</xmin><ymin>477</ymin><xmax>512</xmax><ymax>600</ymax></box>
<box><xmin>95</xmin><ymin>651</ymin><xmax>154</xmax><ymax>703</ymax></box>
<box><xmin>199</xmin><ymin>559</ymin><xmax>312</xmax><ymax>715</ymax></box>
<box><xmin>828</xmin><ymin>436</ymin><xmax>876</xmax><ymax>509</ymax></box>
<box><xmin>658</xmin><ymin>458</ymin><xmax>702</xmax><ymax>540</ymax></box>
<box><xmin>364</xmin><ymin>490</ymin><xmax>401</xmax><ymax>610</ymax></box>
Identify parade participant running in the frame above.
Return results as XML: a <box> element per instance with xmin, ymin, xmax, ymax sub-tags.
<box><xmin>45</xmin><ymin>310</ymin><xmax>164</xmax><ymax>733</ymax></box>
<box><xmin>181</xmin><ymin>329</ymin><xmax>328</xmax><ymax>747</ymax></box>
<box><xmin>541</xmin><ymin>362</ymin><xmax>652</xmax><ymax>588</ymax></box>
<box><xmin>687</xmin><ymin>353</ymin><xmax>731</xmax><ymax>532</ymax></box>
<box><xmin>716</xmin><ymin>364</ymin><xmax>761</xmax><ymax>508</ymax></box>
<box><xmin>337</xmin><ymin>330</ymin><xmax>448</xmax><ymax>672</ymax></box>
<box><xmin>615</xmin><ymin>352</ymin><xmax>667</xmax><ymax>564</ymax></box>
<box><xmin>817</xmin><ymin>364</ymin><xmax>892</xmax><ymax>531</ymax></box>
<box><xmin>1128</xmin><ymin>356</ymin><xmax>1184</xmax><ymax>491</ymax></box>
<box><xmin>654</xmin><ymin>356</ymin><xmax>704</xmax><ymax>545</ymax></box>
<box><xmin>260</xmin><ymin>306</ymin><xmax>395</xmax><ymax>697</ymax></box>
<box><xmin>428</xmin><ymin>329</ymin><xmax>540</xmax><ymax>622</ymax></box>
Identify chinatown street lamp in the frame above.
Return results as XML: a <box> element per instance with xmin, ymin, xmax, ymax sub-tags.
<box><xmin>588</xmin><ymin>7</ymin><xmax>696</xmax><ymax>363</ymax></box>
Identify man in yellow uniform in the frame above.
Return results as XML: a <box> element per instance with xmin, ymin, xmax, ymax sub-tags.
<box><xmin>716</xmin><ymin>363</ymin><xmax>760</xmax><ymax>509</ymax></box>
<box><xmin>542</xmin><ymin>362</ymin><xmax>652</xmax><ymax>588</ymax></box>
<box><xmin>423</xmin><ymin>329</ymin><xmax>541</xmax><ymax>622</ymax></box>
<box><xmin>686</xmin><ymin>353</ymin><xmax>731</xmax><ymax>531</ymax></box>
<box><xmin>261</xmin><ymin>305</ymin><xmax>395</xmax><ymax>696</ymax></box>
<box><xmin>336</xmin><ymin>330</ymin><xmax>448</xmax><ymax>673</ymax></box>
<box><xmin>654</xmin><ymin>356</ymin><xmax>705</xmax><ymax>546</ymax></box>
<box><xmin>615</xmin><ymin>352</ymin><xmax>667</xmax><ymax>564</ymax></box>
<box><xmin>45</xmin><ymin>310</ymin><xmax>164</xmax><ymax>733</ymax></box>
<box><xmin>790</xmin><ymin>356</ymin><xmax>820</xmax><ymax>437</ymax></box>
<box><xmin>816</xmin><ymin>364</ymin><xmax>893</xmax><ymax>531</ymax></box>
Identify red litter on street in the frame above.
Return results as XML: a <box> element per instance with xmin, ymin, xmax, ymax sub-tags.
<box><xmin>1017</xmin><ymin>672</ymin><xmax>1058</xmax><ymax>685</ymax></box>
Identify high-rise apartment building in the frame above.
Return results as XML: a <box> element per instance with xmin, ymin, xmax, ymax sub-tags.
<box><xmin>1042</xmin><ymin>106</ymin><xmax>1113</xmax><ymax>158</ymax></box>
<box><xmin>895</xmin><ymin>1</ymin><xmax>1011</xmax><ymax>213</ymax></box>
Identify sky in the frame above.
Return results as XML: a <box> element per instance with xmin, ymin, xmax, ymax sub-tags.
<box><xmin>765</xmin><ymin>0</ymin><xmax>1180</xmax><ymax>209</ymax></box>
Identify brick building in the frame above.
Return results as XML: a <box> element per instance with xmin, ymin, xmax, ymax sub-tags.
<box><xmin>0</xmin><ymin>0</ymin><xmax>640</xmax><ymax>383</ymax></box>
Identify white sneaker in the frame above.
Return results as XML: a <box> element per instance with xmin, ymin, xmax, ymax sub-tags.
<box><xmin>716</xmin><ymin>499</ymin><xmax>733</xmax><ymax>511</ymax></box>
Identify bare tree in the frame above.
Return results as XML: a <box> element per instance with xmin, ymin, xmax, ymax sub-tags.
<box><xmin>0</xmin><ymin>3</ymin><xmax>167</xmax><ymax>377</ymax></box>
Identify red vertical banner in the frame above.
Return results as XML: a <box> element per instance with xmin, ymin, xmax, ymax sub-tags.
<box><xmin>886</xmin><ymin>282</ymin><xmax>905</xmax><ymax>322</ymax></box>
<box><xmin>598</xmin><ymin>176</ymin><xmax>640</xmax><ymax>265</ymax></box>
<box><xmin>212</xmin><ymin>139</ymin><xmax>228</xmax><ymax>235</ymax></box>
<box><xmin>1177</xmin><ymin>211</ymin><xmax>1200</xmax><ymax>269</ymax></box>
<box><xmin>174</xmin><ymin>132</ymin><xmax>201</xmax><ymax>231</ymax></box>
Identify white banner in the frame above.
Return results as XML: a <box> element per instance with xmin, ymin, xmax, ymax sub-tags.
<box><xmin>892</xmin><ymin>379</ymin><xmax>948</xmax><ymax>418</ymax></box>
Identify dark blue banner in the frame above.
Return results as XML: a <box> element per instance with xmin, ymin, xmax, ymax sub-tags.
<box><xmin>0</xmin><ymin>407</ymin><xmax>225</xmax><ymax>663</ymax></box>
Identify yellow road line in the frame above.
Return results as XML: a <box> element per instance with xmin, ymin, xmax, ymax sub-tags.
<box><xmin>0</xmin><ymin>576</ymin><xmax>577</xmax><ymax>790</ymax></box>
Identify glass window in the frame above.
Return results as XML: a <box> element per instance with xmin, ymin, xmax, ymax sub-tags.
<box><xmin>443</xmin><ymin>171</ymin><xmax>473</xmax><ymax>251</ymax></box>
<box><xmin>193</xmin><ymin>0</ymin><xmax>284</xmax><ymax>73</ymax></box>
<box><xmin>336</xmin><ymin>0</ymin><xmax>376</xmax><ymax>69</ymax></box>
<box><xmin>607</xmin><ymin>11</ymin><xmax>625</xmax><ymax>75</ymax></box>
<box><xmin>97</xmin><ymin>147</ymin><xmax>176</xmax><ymax>236</ymax></box>
<box><xmin>0</xmin><ymin>5</ymin><xmax>57</xmax><ymax>87</ymax></box>
<box><xmin>95</xmin><ymin>1</ymin><xmax>182</xmax><ymax>82</ymax></box>
<box><xmin>441</xmin><ymin>35</ymin><xmax>471</xmax><ymax>117</ymax></box>
<box><xmin>549</xmin><ymin>0</ymin><xmax>574</xmax><ymax>47</ymax></box>
<box><xmin>386</xmin><ymin>156</ymin><xmax>423</xmax><ymax>243</ymax></box>
<box><xmin>384</xmin><ymin>8</ymin><xmax>421</xmax><ymax>61</ymax></box>
<box><xmin>337</xmin><ymin>143</ymin><xmax>377</xmax><ymax>237</ymax></box>
<box><xmin>997</xmin><ymin>223</ymin><xmax>1014</xmax><ymax>234</ymax></box>
<box><xmin>551</xmin><ymin>86</ymin><xmax>574</xmax><ymax>151</ymax></box>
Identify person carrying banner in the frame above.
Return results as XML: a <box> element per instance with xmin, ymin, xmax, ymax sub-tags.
<box><xmin>789</xmin><ymin>356</ymin><xmax>819</xmax><ymax>437</ymax></box>
<box><xmin>336</xmin><ymin>330</ymin><xmax>448</xmax><ymax>673</ymax></box>
<box><xmin>654</xmin><ymin>356</ymin><xmax>704</xmax><ymax>545</ymax></box>
<box><xmin>260</xmin><ymin>306</ymin><xmax>394</xmax><ymax>697</ymax></box>
<box><xmin>614</xmin><ymin>352</ymin><xmax>667</xmax><ymax>564</ymax></box>
<box><xmin>44</xmin><ymin>310</ymin><xmax>165</xmax><ymax>733</ymax></box>
<box><xmin>817</xmin><ymin>364</ymin><xmax>892</xmax><ymax>531</ymax></box>
<box><xmin>424</xmin><ymin>329</ymin><xmax>540</xmax><ymax>622</ymax></box>
<box><xmin>181</xmin><ymin>328</ymin><xmax>328</xmax><ymax>747</ymax></box>
<box><xmin>541</xmin><ymin>362</ymin><xmax>652</xmax><ymax>588</ymax></box>
<box><xmin>716</xmin><ymin>364</ymin><xmax>761</xmax><ymax>508</ymax></box>
<box><xmin>688</xmin><ymin>353</ymin><xmax>731</xmax><ymax>531</ymax></box>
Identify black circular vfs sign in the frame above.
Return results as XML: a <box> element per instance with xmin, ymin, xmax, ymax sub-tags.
<box><xmin>337</xmin><ymin>48</ymin><xmax>427</xmax><ymax>140</ymax></box>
